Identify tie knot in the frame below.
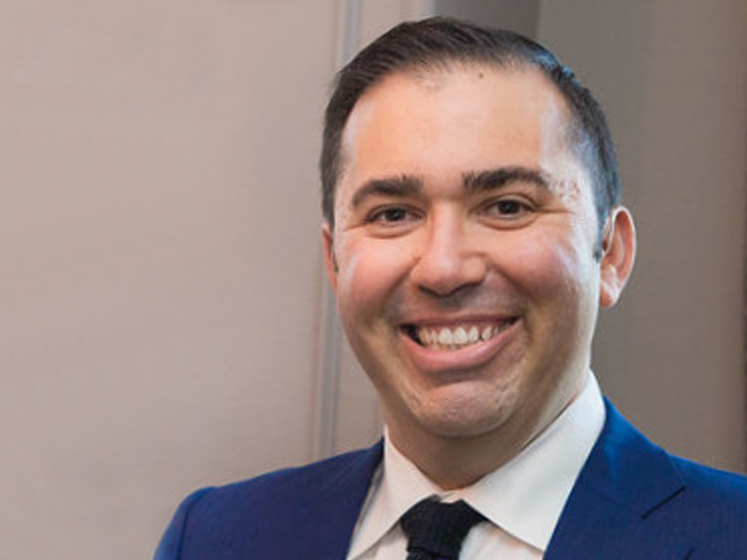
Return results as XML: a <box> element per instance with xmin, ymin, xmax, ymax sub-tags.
<box><xmin>400</xmin><ymin>498</ymin><xmax>486</xmax><ymax>560</ymax></box>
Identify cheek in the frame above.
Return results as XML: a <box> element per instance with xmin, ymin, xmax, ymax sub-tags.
<box><xmin>497</xmin><ymin>228</ymin><xmax>599</xmax><ymax>312</ymax></box>
<box><xmin>335</xmin><ymin>237</ymin><xmax>412</xmax><ymax>320</ymax></box>
<box><xmin>498</xmin><ymin>232</ymin><xmax>574</xmax><ymax>292</ymax></box>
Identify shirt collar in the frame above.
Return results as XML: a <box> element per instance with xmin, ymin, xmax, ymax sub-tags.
<box><xmin>465</xmin><ymin>373</ymin><xmax>605</xmax><ymax>549</ymax></box>
<box><xmin>347</xmin><ymin>372</ymin><xmax>606</xmax><ymax>557</ymax></box>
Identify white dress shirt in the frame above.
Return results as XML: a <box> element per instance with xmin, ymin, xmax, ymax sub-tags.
<box><xmin>346</xmin><ymin>373</ymin><xmax>606</xmax><ymax>560</ymax></box>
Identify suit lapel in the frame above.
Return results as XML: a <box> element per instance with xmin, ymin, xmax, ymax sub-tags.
<box><xmin>545</xmin><ymin>400</ymin><xmax>691</xmax><ymax>560</ymax></box>
<box><xmin>293</xmin><ymin>441</ymin><xmax>383</xmax><ymax>560</ymax></box>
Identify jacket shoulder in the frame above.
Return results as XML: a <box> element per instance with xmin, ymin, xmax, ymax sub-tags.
<box><xmin>200</xmin><ymin>443</ymin><xmax>382</xmax><ymax>510</ymax></box>
<box><xmin>154</xmin><ymin>443</ymin><xmax>382</xmax><ymax>560</ymax></box>
<box><xmin>548</xmin><ymin>401</ymin><xmax>747</xmax><ymax>559</ymax></box>
<box><xmin>660</xmin><ymin>455</ymin><xmax>747</xmax><ymax>556</ymax></box>
<box><xmin>670</xmin><ymin>453</ymin><xmax>747</xmax><ymax>511</ymax></box>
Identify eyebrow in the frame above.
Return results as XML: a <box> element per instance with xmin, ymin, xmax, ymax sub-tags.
<box><xmin>350</xmin><ymin>175</ymin><xmax>423</xmax><ymax>209</ymax></box>
<box><xmin>349</xmin><ymin>166</ymin><xmax>551</xmax><ymax>210</ymax></box>
<box><xmin>463</xmin><ymin>166</ymin><xmax>551</xmax><ymax>193</ymax></box>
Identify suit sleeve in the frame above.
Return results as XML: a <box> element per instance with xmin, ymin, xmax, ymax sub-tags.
<box><xmin>153</xmin><ymin>488</ymin><xmax>214</xmax><ymax>560</ymax></box>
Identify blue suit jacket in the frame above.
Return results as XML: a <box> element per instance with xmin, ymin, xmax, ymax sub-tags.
<box><xmin>155</xmin><ymin>401</ymin><xmax>747</xmax><ymax>559</ymax></box>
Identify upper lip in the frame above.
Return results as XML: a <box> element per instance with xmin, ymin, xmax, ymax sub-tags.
<box><xmin>398</xmin><ymin>312</ymin><xmax>519</xmax><ymax>329</ymax></box>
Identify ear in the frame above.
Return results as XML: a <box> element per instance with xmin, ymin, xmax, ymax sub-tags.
<box><xmin>599</xmin><ymin>206</ymin><xmax>636</xmax><ymax>308</ymax></box>
<box><xmin>322</xmin><ymin>222</ymin><xmax>338</xmax><ymax>293</ymax></box>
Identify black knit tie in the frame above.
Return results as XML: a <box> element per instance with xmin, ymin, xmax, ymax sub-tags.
<box><xmin>400</xmin><ymin>497</ymin><xmax>486</xmax><ymax>560</ymax></box>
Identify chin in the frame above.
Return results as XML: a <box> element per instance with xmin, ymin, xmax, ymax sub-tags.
<box><xmin>411</xmin><ymin>389</ymin><xmax>520</xmax><ymax>440</ymax></box>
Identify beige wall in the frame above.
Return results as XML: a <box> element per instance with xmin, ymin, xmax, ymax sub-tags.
<box><xmin>434</xmin><ymin>0</ymin><xmax>539</xmax><ymax>37</ymax></box>
<box><xmin>1</xmin><ymin>1</ymin><xmax>745</xmax><ymax>559</ymax></box>
<box><xmin>0</xmin><ymin>1</ymin><xmax>340</xmax><ymax>558</ymax></box>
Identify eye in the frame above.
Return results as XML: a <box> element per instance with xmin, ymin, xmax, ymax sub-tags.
<box><xmin>485</xmin><ymin>197</ymin><xmax>531</xmax><ymax>216</ymax></box>
<box><xmin>367</xmin><ymin>206</ymin><xmax>420</xmax><ymax>225</ymax></box>
<box><xmin>478</xmin><ymin>196</ymin><xmax>536</xmax><ymax>227</ymax></box>
<box><xmin>492</xmin><ymin>199</ymin><xmax>526</xmax><ymax>215</ymax></box>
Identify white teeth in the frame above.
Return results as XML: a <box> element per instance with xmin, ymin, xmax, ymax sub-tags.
<box><xmin>468</xmin><ymin>326</ymin><xmax>479</xmax><ymax>343</ymax></box>
<box><xmin>438</xmin><ymin>328</ymin><xmax>454</xmax><ymax>345</ymax></box>
<box><xmin>454</xmin><ymin>327</ymin><xmax>468</xmax><ymax>345</ymax></box>
<box><xmin>414</xmin><ymin>322</ymin><xmax>512</xmax><ymax>350</ymax></box>
<box><xmin>421</xmin><ymin>330</ymin><xmax>433</xmax><ymax>345</ymax></box>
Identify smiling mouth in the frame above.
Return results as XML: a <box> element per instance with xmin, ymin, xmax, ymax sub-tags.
<box><xmin>405</xmin><ymin>320</ymin><xmax>517</xmax><ymax>351</ymax></box>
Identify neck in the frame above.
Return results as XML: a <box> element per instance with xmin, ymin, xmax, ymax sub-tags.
<box><xmin>388</xmin><ymin>416</ymin><xmax>539</xmax><ymax>490</ymax></box>
<box><xmin>385</xmin><ymin>379</ymin><xmax>586</xmax><ymax>490</ymax></box>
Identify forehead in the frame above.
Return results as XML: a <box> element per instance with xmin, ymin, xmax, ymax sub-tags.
<box><xmin>338</xmin><ymin>64</ymin><xmax>577</xmax><ymax>191</ymax></box>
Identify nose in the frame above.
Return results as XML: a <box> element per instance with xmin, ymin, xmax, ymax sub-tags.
<box><xmin>409</xmin><ymin>210</ymin><xmax>487</xmax><ymax>298</ymax></box>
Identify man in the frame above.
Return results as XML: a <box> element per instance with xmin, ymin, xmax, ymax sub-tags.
<box><xmin>155</xmin><ymin>18</ymin><xmax>747</xmax><ymax>560</ymax></box>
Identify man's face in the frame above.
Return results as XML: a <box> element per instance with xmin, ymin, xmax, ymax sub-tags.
<box><xmin>324</xmin><ymin>65</ymin><xmax>627</xmax><ymax>454</ymax></box>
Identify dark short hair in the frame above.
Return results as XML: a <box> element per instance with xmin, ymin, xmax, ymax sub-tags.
<box><xmin>320</xmin><ymin>17</ymin><xmax>620</xmax><ymax>239</ymax></box>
